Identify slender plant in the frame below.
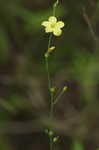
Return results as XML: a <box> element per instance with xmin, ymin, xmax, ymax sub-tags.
<box><xmin>41</xmin><ymin>0</ymin><xmax>67</xmax><ymax>150</ymax></box>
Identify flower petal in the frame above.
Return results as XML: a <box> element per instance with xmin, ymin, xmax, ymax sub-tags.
<box><xmin>53</xmin><ymin>27</ymin><xmax>62</xmax><ymax>36</ymax></box>
<box><xmin>56</xmin><ymin>21</ymin><xmax>65</xmax><ymax>28</ymax></box>
<box><xmin>41</xmin><ymin>21</ymin><xmax>50</xmax><ymax>27</ymax></box>
<box><xmin>49</xmin><ymin>16</ymin><xmax>57</xmax><ymax>24</ymax></box>
<box><xmin>45</xmin><ymin>26</ymin><xmax>53</xmax><ymax>33</ymax></box>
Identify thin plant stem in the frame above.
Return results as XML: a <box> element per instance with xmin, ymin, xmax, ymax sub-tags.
<box><xmin>82</xmin><ymin>7</ymin><xmax>97</xmax><ymax>44</ymax></box>
<box><xmin>48</xmin><ymin>34</ymin><xmax>53</xmax><ymax>49</ymax></box>
<box><xmin>45</xmin><ymin>56</ymin><xmax>51</xmax><ymax>95</ymax></box>
<box><xmin>53</xmin><ymin>0</ymin><xmax>59</xmax><ymax>16</ymax></box>
<box><xmin>50</xmin><ymin>136</ymin><xmax>53</xmax><ymax>150</ymax></box>
<box><xmin>53</xmin><ymin>5</ymin><xmax>56</xmax><ymax>16</ymax></box>
<box><xmin>45</xmin><ymin>34</ymin><xmax>54</xmax><ymax>117</ymax></box>
<box><xmin>45</xmin><ymin>34</ymin><xmax>54</xmax><ymax>150</ymax></box>
<box><xmin>54</xmin><ymin>89</ymin><xmax>65</xmax><ymax>105</ymax></box>
<box><xmin>45</xmin><ymin>1</ymin><xmax>59</xmax><ymax>150</ymax></box>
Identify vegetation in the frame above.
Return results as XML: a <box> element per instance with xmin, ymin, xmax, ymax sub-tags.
<box><xmin>0</xmin><ymin>0</ymin><xmax>99</xmax><ymax>150</ymax></box>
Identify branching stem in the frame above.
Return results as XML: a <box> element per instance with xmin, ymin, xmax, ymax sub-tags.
<box><xmin>45</xmin><ymin>1</ymin><xmax>60</xmax><ymax>150</ymax></box>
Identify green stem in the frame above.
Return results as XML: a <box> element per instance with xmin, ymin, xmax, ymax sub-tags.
<box><xmin>45</xmin><ymin>34</ymin><xmax>54</xmax><ymax>150</ymax></box>
<box><xmin>54</xmin><ymin>89</ymin><xmax>65</xmax><ymax>105</ymax></box>
<box><xmin>45</xmin><ymin>1</ymin><xmax>59</xmax><ymax>150</ymax></box>
<box><xmin>45</xmin><ymin>33</ymin><xmax>54</xmax><ymax>118</ymax></box>
<box><xmin>50</xmin><ymin>136</ymin><xmax>53</xmax><ymax>150</ymax></box>
<box><xmin>53</xmin><ymin>6</ymin><xmax>56</xmax><ymax>16</ymax></box>
<box><xmin>45</xmin><ymin>56</ymin><xmax>51</xmax><ymax>95</ymax></box>
<box><xmin>53</xmin><ymin>0</ymin><xmax>59</xmax><ymax>16</ymax></box>
<box><xmin>48</xmin><ymin>34</ymin><xmax>53</xmax><ymax>49</ymax></box>
<box><xmin>50</xmin><ymin>92</ymin><xmax>54</xmax><ymax>118</ymax></box>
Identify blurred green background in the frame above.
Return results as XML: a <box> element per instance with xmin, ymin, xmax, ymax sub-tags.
<box><xmin>0</xmin><ymin>0</ymin><xmax>99</xmax><ymax>150</ymax></box>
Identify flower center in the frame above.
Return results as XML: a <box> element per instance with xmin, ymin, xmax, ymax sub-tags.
<box><xmin>51</xmin><ymin>23</ymin><xmax>56</xmax><ymax>28</ymax></box>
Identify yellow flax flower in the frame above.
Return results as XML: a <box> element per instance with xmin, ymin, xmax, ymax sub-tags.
<box><xmin>41</xmin><ymin>16</ymin><xmax>64</xmax><ymax>36</ymax></box>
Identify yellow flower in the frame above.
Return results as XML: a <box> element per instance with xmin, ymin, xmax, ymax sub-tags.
<box><xmin>41</xmin><ymin>16</ymin><xmax>64</xmax><ymax>36</ymax></box>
